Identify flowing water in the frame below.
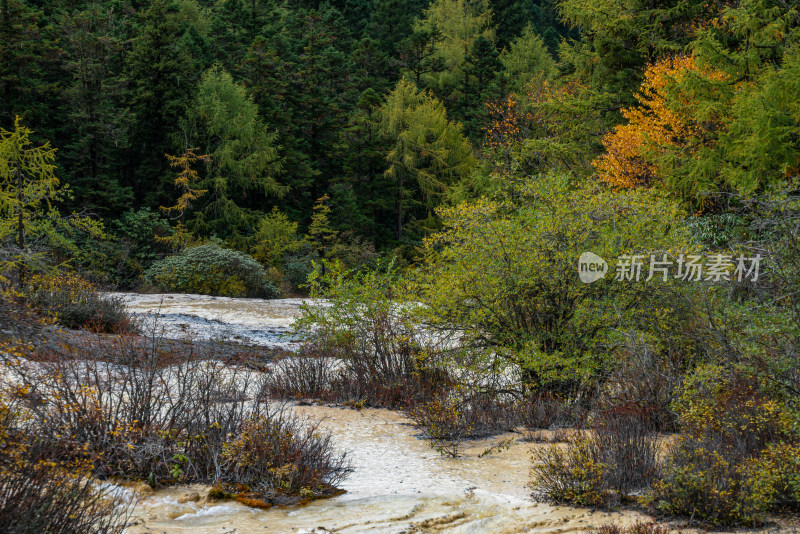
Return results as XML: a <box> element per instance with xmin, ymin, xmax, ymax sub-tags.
<box><xmin>110</xmin><ymin>292</ymin><xmax>317</xmax><ymax>348</ymax></box>
<box><xmin>114</xmin><ymin>293</ymin><xmax>654</xmax><ymax>533</ymax></box>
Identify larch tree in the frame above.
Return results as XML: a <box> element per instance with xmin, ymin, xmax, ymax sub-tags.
<box><xmin>159</xmin><ymin>146</ymin><xmax>210</xmax><ymax>248</ymax></box>
<box><xmin>187</xmin><ymin>65</ymin><xmax>284</xmax><ymax>244</ymax></box>
<box><xmin>499</xmin><ymin>25</ymin><xmax>557</xmax><ymax>95</ymax></box>
<box><xmin>379</xmin><ymin>79</ymin><xmax>476</xmax><ymax>241</ymax></box>
<box><xmin>414</xmin><ymin>0</ymin><xmax>496</xmax><ymax>107</ymax></box>
<box><xmin>0</xmin><ymin>117</ymin><xmax>102</xmax><ymax>280</ymax></box>
<box><xmin>594</xmin><ymin>55</ymin><xmax>730</xmax><ymax>194</ymax></box>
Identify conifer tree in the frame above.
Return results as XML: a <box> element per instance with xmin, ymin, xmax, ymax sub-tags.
<box><xmin>379</xmin><ymin>80</ymin><xmax>475</xmax><ymax>241</ymax></box>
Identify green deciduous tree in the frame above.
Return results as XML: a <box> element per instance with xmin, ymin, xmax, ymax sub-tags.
<box><xmin>412</xmin><ymin>173</ymin><xmax>695</xmax><ymax>391</ymax></box>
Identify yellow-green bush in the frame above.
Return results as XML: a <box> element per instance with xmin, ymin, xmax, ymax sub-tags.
<box><xmin>529</xmin><ymin>435</ymin><xmax>612</xmax><ymax>507</ymax></box>
<box><xmin>645</xmin><ymin>365</ymin><xmax>800</xmax><ymax>526</ymax></box>
<box><xmin>27</xmin><ymin>271</ymin><xmax>132</xmax><ymax>332</ymax></box>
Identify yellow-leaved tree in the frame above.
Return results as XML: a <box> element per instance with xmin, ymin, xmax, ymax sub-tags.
<box><xmin>158</xmin><ymin>146</ymin><xmax>210</xmax><ymax>249</ymax></box>
<box><xmin>0</xmin><ymin>117</ymin><xmax>103</xmax><ymax>282</ymax></box>
<box><xmin>594</xmin><ymin>55</ymin><xmax>729</xmax><ymax>190</ymax></box>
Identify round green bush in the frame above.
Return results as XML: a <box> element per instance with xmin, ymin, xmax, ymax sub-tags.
<box><xmin>144</xmin><ymin>244</ymin><xmax>279</xmax><ymax>298</ymax></box>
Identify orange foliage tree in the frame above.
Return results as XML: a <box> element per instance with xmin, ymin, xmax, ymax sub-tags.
<box><xmin>594</xmin><ymin>55</ymin><xmax>729</xmax><ymax>189</ymax></box>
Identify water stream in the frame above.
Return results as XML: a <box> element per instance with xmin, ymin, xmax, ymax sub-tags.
<box><xmin>114</xmin><ymin>293</ymin><xmax>654</xmax><ymax>533</ymax></box>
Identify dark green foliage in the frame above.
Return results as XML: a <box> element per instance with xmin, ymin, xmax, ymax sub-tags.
<box><xmin>458</xmin><ymin>35</ymin><xmax>502</xmax><ymax>138</ymax></box>
<box><xmin>364</xmin><ymin>0</ymin><xmax>428</xmax><ymax>53</ymax></box>
<box><xmin>333</xmin><ymin>89</ymin><xmax>396</xmax><ymax>247</ymax></box>
<box><xmin>490</xmin><ymin>0</ymin><xmax>572</xmax><ymax>51</ymax></box>
<box><xmin>283</xmin><ymin>242</ymin><xmax>320</xmax><ymax>290</ymax></box>
<box><xmin>0</xmin><ymin>0</ymin><xmax>62</xmax><ymax>139</ymax></box>
<box><xmin>0</xmin><ymin>0</ymin><xmax>584</xmax><ymax>265</ymax></box>
<box><xmin>239</xmin><ymin>6</ymin><xmax>356</xmax><ymax>222</ymax></box>
<box><xmin>58</xmin><ymin>2</ymin><xmax>133</xmax><ymax>216</ymax></box>
<box><xmin>125</xmin><ymin>0</ymin><xmax>208</xmax><ymax>206</ymax></box>
<box><xmin>144</xmin><ymin>244</ymin><xmax>279</xmax><ymax>298</ymax></box>
<box><xmin>396</xmin><ymin>28</ymin><xmax>446</xmax><ymax>88</ymax></box>
<box><xmin>113</xmin><ymin>208</ymin><xmax>174</xmax><ymax>272</ymax></box>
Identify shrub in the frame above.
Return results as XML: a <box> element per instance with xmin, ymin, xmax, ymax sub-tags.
<box><xmin>517</xmin><ymin>392</ymin><xmax>571</xmax><ymax>430</ymax></box>
<box><xmin>408</xmin><ymin>395</ymin><xmax>474</xmax><ymax>457</ymax></box>
<box><xmin>283</xmin><ymin>243</ymin><xmax>319</xmax><ymax>291</ymax></box>
<box><xmin>144</xmin><ymin>244</ymin><xmax>279</xmax><ymax>298</ymax></box>
<box><xmin>289</xmin><ymin>260</ymin><xmax>450</xmax><ymax>408</ymax></box>
<box><xmin>592</xmin><ymin>521</ymin><xmax>672</xmax><ymax>534</ymax></box>
<box><xmin>220</xmin><ymin>410</ymin><xmax>349</xmax><ymax>503</ymax></box>
<box><xmin>412</xmin><ymin>173</ymin><xmax>695</xmax><ymax>392</ymax></box>
<box><xmin>0</xmin><ymin>287</ymin><xmax>45</xmax><ymax>344</ymax></box>
<box><xmin>26</xmin><ymin>271</ymin><xmax>132</xmax><ymax>333</ymax></box>
<box><xmin>645</xmin><ymin>365</ymin><xmax>799</xmax><ymax>526</ymax></box>
<box><xmin>285</xmin><ymin>260</ymin><xmax>581</xmax><ymax>455</ymax></box>
<box><xmin>603</xmin><ymin>331</ymin><xmax>685</xmax><ymax>432</ymax></box>
<box><xmin>407</xmin><ymin>391</ymin><xmax>571</xmax><ymax>457</ymax></box>
<box><xmin>529</xmin><ymin>435</ymin><xmax>612</xmax><ymax>507</ymax></box>
<box><xmin>647</xmin><ymin>436</ymin><xmax>773</xmax><ymax>526</ymax></box>
<box><xmin>0</xmin><ymin>461</ymin><xmax>130</xmax><ymax>534</ymax></box>
<box><xmin>592</xmin><ymin>404</ymin><xmax>661</xmax><ymax>495</ymax></box>
<box><xmin>0</xmin><ymin>394</ymin><xmax>132</xmax><ymax>534</ymax></box>
<box><xmin>529</xmin><ymin>402</ymin><xmax>660</xmax><ymax>507</ymax></box>
<box><xmin>0</xmin><ymin>329</ymin><xmax>350</xmax><ymax>505</ymax></box>
<box><xmin>88</xmin><ymin>208</ymin><xmax>176</xmax><ymax>287</ymax></box>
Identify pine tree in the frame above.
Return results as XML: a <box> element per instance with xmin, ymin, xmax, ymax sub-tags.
<box><xmin>396</xmin><ymin>28</ymin><xmax>447</xmax><ymax>88</ymax></box>
<box><xmin>59</xmin><ymin>3</ymin><xmax>133</xmax><ymax>216</ymax></box>
<box><xmin>458</xmin><ymin>35</ymin><xmax>502</xmax><ymax>137</ymax></box>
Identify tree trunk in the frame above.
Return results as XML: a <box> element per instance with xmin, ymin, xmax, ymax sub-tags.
<box><xmin>16</xmin><ymin>165</ymin><xmax>25</xmax><ymax>284</ymax></box>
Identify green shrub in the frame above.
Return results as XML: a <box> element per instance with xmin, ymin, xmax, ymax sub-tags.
<box><xmin>592</xmin><ymin>521</ymin><xmax>672</xmax><ymax>534</ymax></box>
<box><xmin>647</xmin><ymin>437</ymin><xmax>773</xmax><ymax>526</ymax></box>
<box><xmin>251</xmin><ymin>207</ymin><xmax>301</xmax><ymax>268</ymax></box>
<box><xmin>412</xmin><ymin>173</ymin><xmax>695</xmax><ymax>392</ymax></box>
<box><xmin>144</xmin><ymin>244</ymin><xmax>279</xmax><ymax>298</ymax></box>
<box><xmin>283</xmin><ymin>243</ymin><xmax>319</xmax><ymax>291</ymax></box>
